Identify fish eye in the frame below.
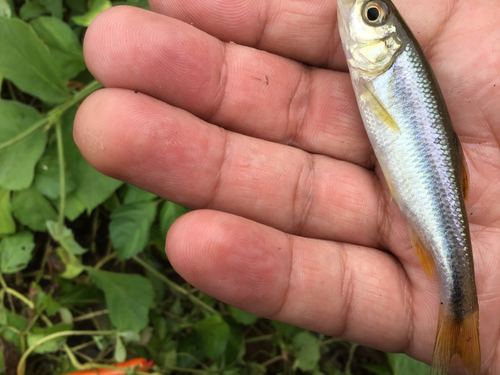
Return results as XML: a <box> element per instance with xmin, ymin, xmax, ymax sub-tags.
<box><xmin>363</xmin><ymin>2</ymin><xmax>389</xmax><ymax>25</ymax></box>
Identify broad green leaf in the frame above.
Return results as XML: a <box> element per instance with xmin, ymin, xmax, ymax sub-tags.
<box><xmin>40</xmin><ymin>0</ymin><xmax>62</xmax><ymax>19</ymax></box>
<box><xmin>292</xmin><ymin>331</ymin><xmax>321</xmax><ymax>372</ymax></box>
<box><xmin>0</xmin><ymin>18</ymin><xmax>68</xmax><ymax>103</ymax></box>
<box><xmin>0</xmin><ymin>231</ymin><xmax>35</xmax><ymax>274</ymax></box>
<box><xmin>194</xmin><ymin>315</ymin><xmax>230</xmax><ymax>359</ymax></box>
<box><xmin>11</xmin><ymin>185</ymin><xmax>58</xmax><ymax>231</ymax></box>
<box><xmin>0</xmin><ymin>101</ymin><xmax>46</xmax><ymax>190</ymax></box>
<box><xmin>110</xmin><ymin>200</ymin><xmax>158</xmax><ymax>259</ymax></box>
<box><xmin>0</xmin><ymin>0</ymin><xmax>12</xmax><ymax>18</ymax></box>
<box><xmin>0</xmin><ymin>188</ymin><xmax>15</xmax><ymax>236</ymax></box>
<box><xmin>87</xmin><ymin>268</ymin><xmax>154</xmax><ymax>332</ymax></box>
<box><xmin>72</xmin><ymin>0</ymin><xmax>112</xmax><ymax>26</ymax></box>
<box><xmin>228</xmin><ymin>305</ymin><xmax>258</xmax><ymax>326</ymax></box>
<box><xmin>123</xmin><ymin>184</ymin><xmax>157</xmax><ymax>204</ymax></box>
<box><xmin>160</xmin><ymin>201</ymin><xmax>188</xmax><ymax>237</ymax></box>
<box><xmin>56</xmin><ymin>278</ymin><xmax>104</xmax><ymax>306</ymax></box>
<box><xmin>19</xmin><ymin>1</ymin><xmax>47</xmax><ymax>20</ymax></box>
<box><xmin>30</xmin><ymin>17</ymin><xmax>86</xmax><ymax>80</ymax></box>
<box><xmin>56</xmin><ymin>246</ymin><xmax>84</xmax><ymax>279</ymax></box>
<box><xmin>28</xmin><ymin>324</ymin><xmax>72</xmax><ymax>354</ymax></box>
<box><xmin>46</xmin><ymin>220</ymin><xmax>86</xmax><ymax>254</ymax></box>
<box><xmin>388</xmin><ymin>353</ymin><xmax>431</xmax><ymax>375</ymax></box>
<box><xmin>35</xmin><ymin>144</ymin><xmax>77</xmax><ymax>200</ymax></box>
<box><xmin>71</xmin><ymin>151</ymin><xmax>123</xmax><ymax>212</ymax></box>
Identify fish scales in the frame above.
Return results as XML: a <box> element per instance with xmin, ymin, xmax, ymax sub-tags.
<box><xmin>336</xmin><ymin>0</ymin><xmax>480</xmax><ymax>374</ymax></box>
<box><xmin>361</xmin><ymin>42</ymin><xmax>477</xmax><ymax>317</ymax></box>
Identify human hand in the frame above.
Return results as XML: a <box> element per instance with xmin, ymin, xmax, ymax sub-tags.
<box><xmin>74</xmin><ymin>1</ymin><xmax>500</xmax><ymax>373</ymax></box>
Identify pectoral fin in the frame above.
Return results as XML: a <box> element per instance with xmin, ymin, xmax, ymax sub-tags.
<box><xmin>407</xmin><ymin>225</ymin><xmax>435</xmax><ymax>280</ymax></box>
<box><xmin>361</xmin><ymin>83</ymin><xmax>400</xmax><ymax>133</ymax></box>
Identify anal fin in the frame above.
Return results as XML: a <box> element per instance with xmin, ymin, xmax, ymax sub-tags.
<box><xmin>407</xmin><ymin>225</ymin><xmax>435</xmax><ymax>279</ymax></box>
<box><xmin>431</xmin><ymin>307</ymin><xmax>481</xmax><ymax>375</ymax></box>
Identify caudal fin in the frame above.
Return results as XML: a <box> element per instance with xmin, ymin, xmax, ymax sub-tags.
<box><xmin>431</xmin><ymin>308</ymin><xmax>480</xmax><ymax>375</ymax></box>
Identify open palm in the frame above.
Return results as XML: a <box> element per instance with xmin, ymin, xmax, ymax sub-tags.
<box><xmin>74</xmin><ymin>1</ymin><xmax>500</xmax><ymax>373</ymax></box>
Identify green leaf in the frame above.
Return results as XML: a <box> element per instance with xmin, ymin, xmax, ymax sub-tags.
<box><xmin>0</xmin><ymin>231</ymin><xmax>35</xmax><ymax>274</ymax></box>
<box><xmin>0</xmin><ymin>0</ymin><xmax>12</xmax><ymax>18</ymax></box>
<box><xmin>35</xmin><ymin>144</ymin><xmax>77</xmax><ymax>200</ymax></box>
<box><xmin>194</xmin><ymin>315</ymin><xmax>230</xmax><ymax>359</ymax></box>
<box><xmin>71</xmin><ymin>151</ymin><xmax>123</xmax><ymax>212</ymax></box>
<box><xmin>0</xmin><ymin>188</ymin><xmax>15</xmax><ymax>236</ymax></box>
<box><xmin>46</xmin><ymin>220</ymin><xmax>87</xmax><ymax>254</ymax></box>
<box><xmin>272</xmin><ymin>321</ymin><xmax>305</xmax><ymax>339</ymax></box>
<box><xmin>30</xmin><ymin>17</ymin><xmax>86</xmax><ymax>80</ymax></box>
<box><xmin>123</xmin><ymin>184</ymin><xmax>157</xmax><ymax>204</ymax></box>
<box><xmin>114</xmin><ymin>335</ymin><xmax>126</xmax><ymax>363</ymax></box>
<box><xmin>40</xmin><ymin>0</ymin><xmax>62</xmax><ymax>19</ymax></box>
<box><xmin>110</xmin><ymin>200</ymin><xmax>158</xmax><ymax>259</ymax></box>
<box><xmin>0</xmin><ymin>101</ymin><xmax>46</xmax><ymax>190</ymax></box>
<box><xmin>72</xmin><ymin>0</ymin><xmax>112</xmax><ymax>26</ymax></box>
<box><xmin>292</xmin><ymin>331</ymin><xmax>321</xmax><ymax>372</ymax></box>
<box><xmin>0</xmin><ymin>18</ymin><xmax>69</xmax><ymax>103</ymax></box>
<box><xmin>388</xmin><ymin>353</ymin><xmax>431</xmax><ymax>375</ymax></box>
<box><xmin>160</xmin><ymin>201</ymin><xmax>188</xmax><ymax>237</ymax></box>
<box><xmin>54</xmin><ymin>193</ymin><xmax>86</xmax><ymax>221</ymax></box>
<box><xmin>228</xmin><ymin>305</ymin><xmax>259</xmax><ymax>326</ymax></box>
<box><xmin>55</xmin><ymin>246</ymin><xmax>84</xmax><ymax>279</ymax></box>
<box><xmin>11</xmin><ymin>185</ymin><xmax>58</xmax><ymax>231</ymax></box>
<box><xmin>28</xmin><ymin>324</ymin><xmax>72</xmax><ymax>354</ymax></box>
<box><xmin>225</xmin><ymin>323</ymin><xmax>245</xmax><ymax>364</ymax></box>
<box><xmin>19</xmin><ymin>1</ymin><xmax>47</xmax><ymax>21</ymax></box>
<box><xmin>87</xmin><ymin>268</ymin><xmax>154</xmax><ymax>332</ymax></box>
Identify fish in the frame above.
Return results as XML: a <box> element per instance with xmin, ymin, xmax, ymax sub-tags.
<box><xmin>336</xmin><ymin>1</ymin><xmax>480</xmax><ymax>374</ymax></box>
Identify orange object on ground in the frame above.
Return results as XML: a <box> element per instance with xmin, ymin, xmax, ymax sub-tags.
<box><xmin>63</xmin><ymin>358</ymin><xmax>154</xmax><ymax>374</ymax></box>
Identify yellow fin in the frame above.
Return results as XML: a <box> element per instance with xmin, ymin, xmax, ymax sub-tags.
<box><xmin>431</xmin><ymin>308</ymin><xmax>481</xmax><ymax>375</ymax></box>
<box><xmin>458</xmin><ymin>143</ymin><xmax>469</xmax><ymax>201</ymax></box>
<box><xmin>361</xmin><ymin>83</ymin><xmax>400</xmax><ymax>133</ymax></box>
<box><xmin>407</xmin><ymin>225</ymin><xmax>435</xmax><ymax>279</ymax></box>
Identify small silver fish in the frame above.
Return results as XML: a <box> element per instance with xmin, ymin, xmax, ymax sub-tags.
<box><xmin>336</xmin><ymin>1</ymin><xmax>480</xmax><ymax>374</ymax></box>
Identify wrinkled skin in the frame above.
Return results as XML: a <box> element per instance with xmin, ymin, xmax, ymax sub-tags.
<box><xmin>74</xmin><ymin>1</ymin><xmax>500</xmax><ymax>373</ymax></box>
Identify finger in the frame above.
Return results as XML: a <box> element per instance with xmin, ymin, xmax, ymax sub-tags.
<box><xmin>84</xmin><ymin>6</ymin><xmax>372</xmax><ymax>167</ymax></box>
<box><xmin>74</xmin><ymin>88</ymin><xmax>387</xmax><ymax>248</ymax></box>
<box><xmin>150</xmin><ymin>0</ymin><xmax>454</xmax><ymax>68</ymax></box>
<box><xmin>165</xmin><ymin>209</ymin><xmax>436</xmax><ymax>360</ymax></box>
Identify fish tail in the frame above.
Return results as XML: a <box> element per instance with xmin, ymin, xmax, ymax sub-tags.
<box><xmin>431</xmin><ymin>307</ymin><xmax>480</xmax><ymax>375</ymax></box>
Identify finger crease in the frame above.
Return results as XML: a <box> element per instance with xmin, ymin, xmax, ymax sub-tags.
<box><xmin>292</xmin><ymin>153</ymin><xmax>316</xmax><ymax>234</ymax></box>
<box><xmin>335</xmin><ymin>244</ymin><xmax>355</xmax><ymax>338</ymax></box>
<box><xmin>207</xmin><ymin>128</ymin><xmax>230</xmax><ymax>208</ymax></box>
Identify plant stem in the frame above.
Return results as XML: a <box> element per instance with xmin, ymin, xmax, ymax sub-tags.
<box><xmin>132</xmin><ymin>255</ymin><xmax>218</xmax><ymax>315</ymax></box>
<box><xmin>0</xmin><ymin>278</ymin><xmax>34</xmax><ymax>309</ymax></box>
<box><xmin>56</xmin><ymin>118</ymin><xmax>66</xmax><ymax>231</ymax></box>
<box><xmin>17</xmin><ymin>330</ymin><xmax>117</xmax><ymax>375</ymax></box>
<box><xmin>344</xmin><ymin>343</ymin><xmax>359</xmax><ymax>375</ymax></box>
<box><xmin>246</xmin><ymin>334</ymin><xmax>273</xmax><ymax>343</ymax></box>
<box><xmin>0</xmin><ymin>80</ymin><xmax>102</xmax><ymax>151</ymax></box>
<box><xmin>0</xmin><ymin>274</ymin><xmax>16</xmax><ymax>313</ymax></box>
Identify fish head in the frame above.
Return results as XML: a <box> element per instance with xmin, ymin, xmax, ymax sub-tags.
<box><xmin>337</xmin><ymin>0</ymin><xmax>403</xmax><ymax>75</ymax></box>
